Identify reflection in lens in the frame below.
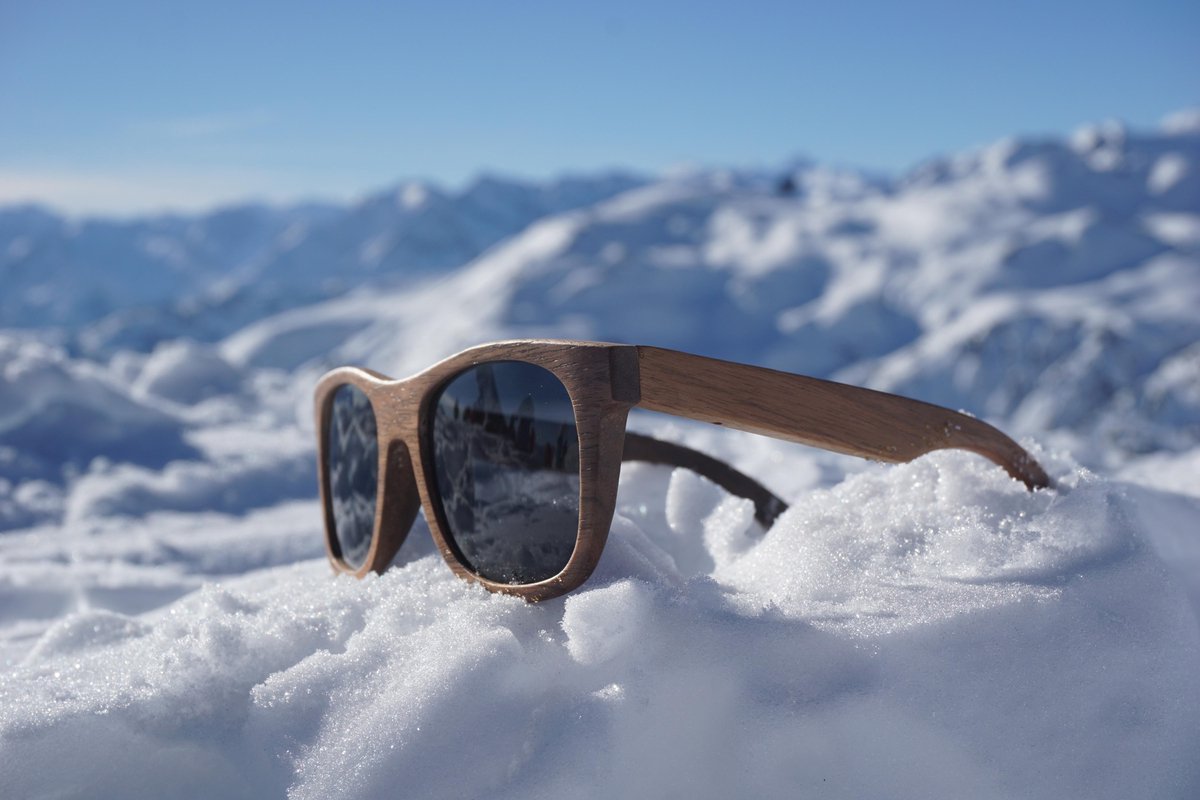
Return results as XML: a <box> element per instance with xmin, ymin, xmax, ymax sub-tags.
<box><xmin>432</xmin><ymin>362</ymin><xmax>580</xmax><ymax>584</ymax></box>
<box><xmin>325</xmin><ymin>383</ymin><xmax>378</xmax><ymax>569</ymax></box>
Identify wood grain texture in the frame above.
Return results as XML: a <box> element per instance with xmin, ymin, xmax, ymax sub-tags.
<box><xmin>635</xmin><ymin>346</ymin><xmax>1051</xmax><ymax>490</ymax></box>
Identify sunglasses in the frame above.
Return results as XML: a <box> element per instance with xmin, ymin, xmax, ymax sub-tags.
<box><xmin>315</xmin><ymin>340</ymin><xmax>1050</xmax><ymax>601</ymax></box>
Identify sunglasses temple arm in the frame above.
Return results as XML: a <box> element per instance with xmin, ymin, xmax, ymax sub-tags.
<box><xmin>622</xmin><ymin>432</ymin><xmax>788</xmax><ymax>527</ymax></box>
<box><xmin>632</xmin><ymin>346</ymin><xmax>1052</xmax><ymax>491</ymax></box>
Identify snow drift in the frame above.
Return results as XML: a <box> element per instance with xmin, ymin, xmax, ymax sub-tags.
<box><xmin>2</xmin><ymin>455</ymin><xmax>1197</xmax><ymax>799</ymax></box>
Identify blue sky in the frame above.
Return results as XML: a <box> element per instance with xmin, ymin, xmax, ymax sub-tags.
<box><xmin>1</xmin><ymin>0</ymin><xmax>1196</xmax><ymax>215</ymax></box>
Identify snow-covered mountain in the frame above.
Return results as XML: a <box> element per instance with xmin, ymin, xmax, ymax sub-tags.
<box><xmin>0</xmin><ymin>171</ymin><xmax>645</xmax><ymax>351</ymax></box>
<box><xmin>1</xmin><ymin>113</ymin><xmax>1198</xmax><ymax>799</ymax></box>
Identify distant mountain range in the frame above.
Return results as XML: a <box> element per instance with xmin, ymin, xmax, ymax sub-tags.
<box><xmin>0</xmin><ymin>172</ymin><xmax>646</xmax><ymax>351</ymax></box>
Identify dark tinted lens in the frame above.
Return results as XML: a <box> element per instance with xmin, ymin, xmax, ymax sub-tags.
<box><xmin>432</xmin><ymin>362</ymin><xmax>580</xmax><ymax>584</ymax></box>
<box><xmin>325</xmin><ymin>383</ymin><xmax>378</xmax><ymax>569</ymax></box>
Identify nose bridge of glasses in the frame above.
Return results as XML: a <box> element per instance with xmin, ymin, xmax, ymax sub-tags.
<box><xmin>369</xmin><ymin>437</ymin><xmax>422</xmax><ymax>571</ymax></box>
<box><xmin>361</xmin><ymin>378</ymin><xmax>423</xmax><ymax>438</ymax></box>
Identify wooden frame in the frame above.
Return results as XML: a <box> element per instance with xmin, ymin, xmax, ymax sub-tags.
<box><xmin>315</xmin><ymin>339</ymin><xmax>1051</xmax><ymax>601</ymax></box>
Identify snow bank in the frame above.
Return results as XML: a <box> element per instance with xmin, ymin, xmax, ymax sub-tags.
<box><xmin>2</xmin><ymin>455</ymin><xmax>1197</xmax><ymax>799</ymax></box>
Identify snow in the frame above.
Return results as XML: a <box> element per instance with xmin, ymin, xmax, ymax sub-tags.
<box><xmin>2</xmin><ymin>458</ymin><xmax>1197</xmax><ymax>799</ymax></box>
<box><xmin>0</xmin><ymin>337</ymin><xmax>198</xmax><ymax>486</ymax></box>
<box><xmin>0</xmin><ymin>112</ymin><xmax>1198</xmax><ymax>797</ymax></box>
<box><xmin>134</xmin><ymin>339</ymin><xmax>243</xmax><ymax>404</ymax></box>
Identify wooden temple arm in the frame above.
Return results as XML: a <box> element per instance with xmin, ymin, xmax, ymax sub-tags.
<box><xmin>634</xmin><ymin>346</ymin><xmax>1052</xmax><ymax>491</ymax></box>
<box><xmin>622</xmin><ymin>432</ymin><xmax>788</xmax><ymax>527</ymax></box>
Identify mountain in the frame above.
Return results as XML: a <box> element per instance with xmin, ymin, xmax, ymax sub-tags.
<box><xmin>0</xmin><ymin>171</ymin><xmax>646</xmax><ymax>352</ymax></box>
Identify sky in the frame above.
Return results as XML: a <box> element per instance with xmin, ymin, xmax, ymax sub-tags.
<box><xmin>0</xmin><ymin>0</ymin><xmax>1196</xmax><ymax>216</ymax></box>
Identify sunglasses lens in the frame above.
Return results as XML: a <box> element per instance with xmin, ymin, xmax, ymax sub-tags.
<box><xmin>324</xmin><ymin>383</ymin><xmax>379</xmax><ymax>569</ymax></box>
<box><xmin>431</xmin><ymin>361</ymin><xmax>580</xmax><ymax>584</ymax></box>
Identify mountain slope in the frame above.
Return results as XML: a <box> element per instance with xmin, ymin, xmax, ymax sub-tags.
<box><xmin>0</xmin><ymin>172</ymin><xmax>646</xmax><ymax>350</ymax></box>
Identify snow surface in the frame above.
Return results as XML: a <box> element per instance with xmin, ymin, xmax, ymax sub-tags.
<box><xmin>1</xmin><ymin>113</ymin><xmax>1198</xmax><ymax>798</ymax></box>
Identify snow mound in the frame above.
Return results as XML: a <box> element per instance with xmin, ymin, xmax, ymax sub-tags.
<box><xmin>0</xmin><ymin>336</ymin><xmax>195</xmax><ymax>483</ymax></box>
<box><xmin>134</xmin><ymin>339</ymin><xmax>242</xmax><ymax>404</ymax></box>
<box><xmin>62</xmin><ymin>439</ymin><xmax>315</xmax><ymax>523</ymax></box>
<box><xmin>716</xmin><ymin>452</ymin><xmax>1129</xmax><ymax>630</ymax></box>
<box><xmin>1</xmin><ymin>455</ymin><xmax>1197</xmax><ymax>799</ymax></box>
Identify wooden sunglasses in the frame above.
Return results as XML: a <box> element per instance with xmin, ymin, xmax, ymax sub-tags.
<box><xmin>315</xmin><ymin>339</ymin><xmax>1051</xmax><ymax>601</ymax></box>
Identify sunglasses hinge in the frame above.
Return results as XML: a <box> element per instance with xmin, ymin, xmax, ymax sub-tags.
<box><xmin>608</xmin><ymin>346</ymin><xmax>641</xmax><ymax>404</ymax></box>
